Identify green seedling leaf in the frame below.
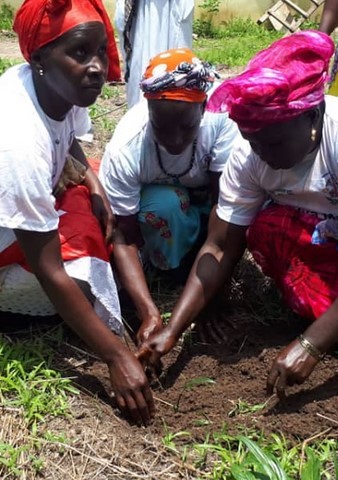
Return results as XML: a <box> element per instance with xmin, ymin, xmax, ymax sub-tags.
<box><xmin>184</xmin><ymin>377</ymin><xmax>216</xmax><ymax>390</ymax></box>
<box><xmin>231</xmin><ymin>464</ymin><xmax>263</xmax><ymax>479</ymax></box>
<box><xmin>300</xmin><ymin>448</ymin><xmax>321</xmax><ymax>480</ymax></box>
<box><xmin>238</xmin><ymin>436</ymin><xmax>289</xmax><ymax>480</ymax></box>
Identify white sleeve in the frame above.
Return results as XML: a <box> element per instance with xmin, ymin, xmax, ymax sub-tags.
<box><xmin>73</xmin><ymin>107</ymin><xmax>92</xmax><ymax>137</ymax></box>
<box><xmin>216</xmin><ymin>139</ymin><xmax>266</xmax><ymax>226</ymax></box>
<box><xmin>206</xmin><ymin>113</ymin><xmax>240</xmax><ymax>173</ymax></box>
<box><xmin>0</xmin><ymin>144</ymin><xmax>59</xmax><ymax>231</ymax></box>
<box><xmin>99</xmin><ymin>143</ymin><xmax>142</xmax><ymax>216</ymax></box>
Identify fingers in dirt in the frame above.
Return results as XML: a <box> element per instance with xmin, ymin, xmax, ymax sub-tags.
<box><xmin>267</xmin><ymin>367</ymin><xmax>287</xmax><ymax>399</ymax></box>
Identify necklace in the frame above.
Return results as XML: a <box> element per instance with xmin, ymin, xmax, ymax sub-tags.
<box><xmin>155</xmin><ymin>139</ymin><xmax>197</xmax><ymax>181</ymax></box>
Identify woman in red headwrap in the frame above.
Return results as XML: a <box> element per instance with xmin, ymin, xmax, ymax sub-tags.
<box><xmin>0</xmin><ymin>0</ymin><xmax>155</xmax><ymax>425</ymax></box>
<box><xmin>98</xmin><ymin>48</ymin><xmax>239</xmax><ymax>345</ymax></box>
<box><xmin>137</xmin><ymin>31</ymin><xmax>338</xmax><ymax>401</ymax></box>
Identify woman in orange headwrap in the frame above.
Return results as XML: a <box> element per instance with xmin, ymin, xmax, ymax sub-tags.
<box><xmin>138</xmin><ymin>31</ymin><xmax>338</xmax><ymax>401</ymax></box>
<box><xmin>0</xmin><ymin>0</ymin><xmax>155</xmax><ymax>425</ymax></box>
<box><xmin>99</xmin><ymin>48</ymin><xmax>239</xmax><ymax>345</ymax></box>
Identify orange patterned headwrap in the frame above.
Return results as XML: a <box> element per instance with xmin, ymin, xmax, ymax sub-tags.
<box><xmin>140</xmin><ymin>48</ymin><xmax>217</xmax><ymax>103</ymax></box>
<box><xmin>13</xmin><ymin>0</ymin><xmax>121</xmax><ymax>81</ymax></box>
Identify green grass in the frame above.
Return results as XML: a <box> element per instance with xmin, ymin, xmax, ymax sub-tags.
<box><xmin>193</xmin><ymin>19</ymin><xmax>283</xmax><ymax>67</ymax></box>
<box><xmin>0</xmin><ymin>328</ymin><xmax>79</xmax><ymax>477</ymax></box>
<box><xmin>0</xmin><ymin>2</ymin><xmax>14</xmax><ymax>31</ymax></box>
<box><xmin>162</xmin><ymin>427</ymin><xmax>338</xmax><ymax>479</ymax></box>
<box><xmin>0</xmin><ymin>57</ymin><xmax>17</xmax><ymax>76</ymax></box>
<box><xmin>0</xmin><ymin>330</ymin><xmax>78</xmax><ymax>427</ymax></box>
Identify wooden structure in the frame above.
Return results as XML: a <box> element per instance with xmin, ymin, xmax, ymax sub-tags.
<box><xmin>258</xmin><ymin>0</ymin><xmax>325</xmax><ymax>32</ymax></box>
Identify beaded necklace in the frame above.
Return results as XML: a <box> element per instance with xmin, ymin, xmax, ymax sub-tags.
<box><xmin>155</xmin><ymin>139</ymin><xmax>197</xmax><ymax>181</ymax></box>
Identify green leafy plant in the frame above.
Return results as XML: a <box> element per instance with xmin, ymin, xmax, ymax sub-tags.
<box><xmin>0</xmin><ymin>3</ymin><xmax>14</xmax><ymax>31</ymax></box>
<box><xmin>0</xmin><ymin>333</ymin><xmax>79</xmax><ymax>427</ymax></box>
<box><xmin>0</xmin><ymin>57</ymin><xmax>16</xmax><ymax>76</ymax></box>
<box><xmin>228</xmin><ymin>398</ymin><xmax>271</xmax><ymax>417</ymax></box>
<box><xmin>193</xmin><ymin>0</ymin><xmax>221</xmax><ymax>37</ymax></box>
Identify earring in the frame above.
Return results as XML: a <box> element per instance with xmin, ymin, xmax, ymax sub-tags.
<box><xmin>311</xmin><ymin>128</ymin><xmax>317</xmax><ymax>142</ymax></box>
<box><xmin>38</xmin><ymin>68</ymin><xmax>44</xmax><ymax>76</ymax></box>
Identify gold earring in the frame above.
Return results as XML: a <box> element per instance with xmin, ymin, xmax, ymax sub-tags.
<box><xmin>311</xmin><ymin>128</ymin><xmax>317</xmax><ymax>142</ymax></box>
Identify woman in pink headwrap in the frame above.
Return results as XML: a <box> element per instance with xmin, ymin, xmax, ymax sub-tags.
<box><xmin>0</xmin><ymin>0</ymin><xmax>155</xmax><ymax>425</ymax></box>
<box><xmin>137</xmin><ymin>31</ymin><xmax>338</xmax><ymax>400</ymax></box>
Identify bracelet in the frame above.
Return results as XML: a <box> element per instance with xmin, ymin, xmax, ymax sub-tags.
<box><xmin>298</xmin><ymin>334</ymin><xmax>325</xmax><ymax>361</ymax></box>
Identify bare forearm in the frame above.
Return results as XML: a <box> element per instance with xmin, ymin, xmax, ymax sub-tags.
<box><xmin>303</xmin><ymin>298</ymin><xmax>338</xmax><ymax>353</ymax></box>
<box><xmin>112</xmin><ymin>243</ymin><xmax>160</xmax><ymax>321</ymax></box>
<box><xmin>36</xmin><ymin>267</ymin><xmax>126</xmax><ymax>363</ymax></box>
<box><xmin>167</xmin><ymin>240</ymin><xmax>243</xmax><ymax>340</ymax></box>
<box><xmin>319</xmin><ymin>0</ymin><xmax>338</xmax><ymax>34</ymax></box>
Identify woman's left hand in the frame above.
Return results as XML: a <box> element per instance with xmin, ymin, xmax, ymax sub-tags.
<box><xmin>85</xmin><ymin>168</ymin><xmax>116</xmax><ymax>244</ymax></box>
<box><xmin>266</xmin><ymin>338</ymin><xmax>319</xmax><ymax>399</ymax></box>
<box><xmin>136</xmin><ymin>313</ymin><xmax>163</xmax><ymax>346</ymax></box>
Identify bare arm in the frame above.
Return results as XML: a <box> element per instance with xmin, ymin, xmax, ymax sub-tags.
<box><xmin>267</xmin><ymin>297</ymin><xmax>338</xmax><ymax>397</ymax></box>
<box><xmin>164</xmin><ymin>208</ymin><xmax>247</xmax><ymax>340</ymax></box>
<box><xmin>69</xmin><ymin>138</ymin><xmax>115</xmax><ymax>244</ymax></box>
<box><xmin>112</xmin><ymin>215</ymin><xmax>162</xmax><ymax>344</ymax></box>
<box><xmin>319</xmin><ymin>0</ymin><xmax>338</xmax><ymax>34</ymax></box>
<box><xmin>14</xmin><ymin>228</ymin><xmax>154</xmax><ymax>424</ymax></box>
<box><xmin>137</xmin><ymin>208</ymin><xmax>248</xmax><ymax>363</ymax></box>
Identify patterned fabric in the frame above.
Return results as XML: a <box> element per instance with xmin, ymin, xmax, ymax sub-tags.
<box><xmin>140</xmin><ymin>48</ymin><xmax>218</xmax><ymax>103</ymax></box>
<box><xmin>138</xmin><ymin>184</ymin><xmax>209</xmax><ymax>270</ymax></box>
<box><xmin>207</xmin><ymin>30</ymin><xmax>334</xmax><ymax>132</ymax></box>
<box><xmin>247</xmin><ymin>204</ymin><xmax>338</xmax><ymax>321</ymax></box>
<box><xmin>13</xmin><ymin>0</ymin><xmax>121</xmax><ymax>81</ymax></box>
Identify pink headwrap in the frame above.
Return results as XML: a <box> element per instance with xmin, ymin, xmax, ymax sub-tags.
<box><xmin>13</xmin><ymin>0</ymin><xmax>121</xmax><ymax>81</ymax></box>
<box><xmin>207</xmin><ymin>31</ymin><xmax>334</xmax><ymax>132</ymax></box>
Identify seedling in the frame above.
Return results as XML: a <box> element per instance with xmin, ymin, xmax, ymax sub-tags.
<box><xmin>174</xmin><ymin>376</ymin><xmax>216</xmax><ymax>413</ymax></box>
<box><xmin>228</xmin><ymin>398</ymin><xmax>272</xmax><ymax>417</ymax></box>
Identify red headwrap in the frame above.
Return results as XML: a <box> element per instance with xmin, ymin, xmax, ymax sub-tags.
<box><xmin>13</xmin><ymin>0</ymin><xmax>121</xmax><ymax>81</ymax></box>
<box><xmin>140</xmin><ymin>48</ymin><xmax>217</xmax><ymax>103</ymax></box>
<box><xmin>207</xmin><ymin>31</ymin><xmax>334</xmax><ymax>132</ymax></box>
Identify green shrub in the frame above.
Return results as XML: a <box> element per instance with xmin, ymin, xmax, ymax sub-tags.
<box><xmin>0</xmin><ymin>2</ymin><xmax>14</xmax><ymax>31</ymax></box>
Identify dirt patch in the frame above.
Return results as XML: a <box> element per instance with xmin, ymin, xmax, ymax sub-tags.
<box><xmin>0</xmin><ymin>34</ymin><xmax>22</xmax><ymax>60</ymax></box>
<box><xmin>61</xmin><ymin>262</ymin><xmax>338</xmax><ymax>444</ymax></box>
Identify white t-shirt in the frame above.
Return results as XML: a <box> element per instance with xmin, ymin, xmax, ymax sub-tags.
<box><xmin>0</xmin><ymin>64</ymin><xmax>91</xmax><ymax>252</ymax></box>
<box><xmin>99</xmin><ymin>100</ymin><xmax>239</xmax><ymax>216</ymax></box>
<box><xmin>217</xmin><ymin>95</ymin><xmax>338</xmax><ymax>226</ymax></box>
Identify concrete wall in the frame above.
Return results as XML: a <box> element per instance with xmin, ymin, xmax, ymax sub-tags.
<box><xmin>2</xmin><ymin>0</ymin><xmax>323</xmax><ymax>23</ymax></box>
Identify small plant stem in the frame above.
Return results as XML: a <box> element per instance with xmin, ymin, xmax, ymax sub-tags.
<box><xmin>300</xmin><ymin>427</ymin><xmax>332</xmax><ymax>475</ymax></box>
<box><xmin>316</xmin><ymin>413</ymin><xmax>338</xmax><ymax>425</ymax></box>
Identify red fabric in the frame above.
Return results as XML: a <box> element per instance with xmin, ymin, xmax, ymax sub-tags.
<box><xmin>13</xmin><ymin>0</ymin><xmax>121</xmax><ymax>81</ymax></box>
<box><xmin>247</xmin><ymin>204</ymin><xmax>338</xmax><ymax>321</ymax></box>
<box><xmin>0</xmin><ymin>185</ymin><xmax>111</xmax><ymax>271</ymax></box>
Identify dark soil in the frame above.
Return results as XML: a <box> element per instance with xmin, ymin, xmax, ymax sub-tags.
<box><xmin>59</xmin><ymin>258</ymin><xmax>338</xmax><ymax>445</ymax></box>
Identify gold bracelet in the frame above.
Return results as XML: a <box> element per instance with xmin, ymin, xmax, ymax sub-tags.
<box><xmin>298</xmin><ymin>334</ymin><xmax>325</xmax><ymax>361</ymax></box>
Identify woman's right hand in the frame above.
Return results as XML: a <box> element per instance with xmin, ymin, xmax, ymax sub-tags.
<box><xmin>107</xmin><ymin>350</ymin><xmax>155</xmax><ymax>426</ymax></box>
<box><xmin>137</xmin><ymin>327</ymin><xmax>178</xmax><ymax>369</ymax></box>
